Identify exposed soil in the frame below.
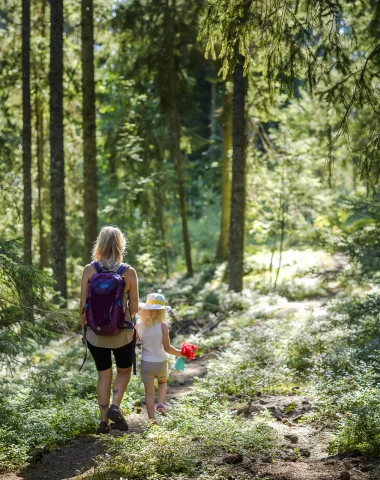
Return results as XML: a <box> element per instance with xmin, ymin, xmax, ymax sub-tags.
<box><xmin>246</xmin><ymin>393</ymin><xmax>380</xmax><ymax>479</ymax></box>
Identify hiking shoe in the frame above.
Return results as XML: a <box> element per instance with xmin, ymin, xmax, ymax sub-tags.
<box><xmin>156</xmin><ymin>404</ymin><xmax>167</xmax><ymax>416</ymax></box>
<box><xmin>110</xmin><ymin>420</ymin><xmax>129</xmax><ymax>432</ymax></box>
<box><xmin>108</xmin><ymin>404</ymin><xmax>128</xmax><ymax>431</ymax></box>
<box><xmin>96</xmin><ymin>421</ymin><xmax>110</xmax><ymax>435</ymax></box>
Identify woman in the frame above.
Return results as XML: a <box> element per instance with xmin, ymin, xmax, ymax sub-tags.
<box><xmin>80</xmin><ymin>226</ymin><xmax>139</xmax><ymax>434</ymax></box>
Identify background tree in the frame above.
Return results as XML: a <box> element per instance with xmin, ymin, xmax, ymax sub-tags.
<box><xmin>33</xmin><ymin>0</ymin><xmax>49</xmax><ymax>270</ymax></box>
<box><xmin>216</xmin><ymin>80</ymin><xmax>232</xmax><ymax>261</ymax></box>
<box><xmin>165</xmin><ymin>0</ymin><xmax>193</xmax><ymax>276</ymax></box>
<box><xmin>82</xmin><ymin>0</ymin><xmax>98</xmax><ymax>263</ymax></box>
<box><xmin>228</xmin><ymin>55</ymin><xmax>247</xmax><ymax>292</ymax></box>
<box><xmin>22</xmin><ymin>0</ymin><xmax>31</xmax><ymax>265</ymax></box>
<box><xmin>50</xmin><ymin>0</ymin><xmax>67</xmax><ymax>298</ymax></box>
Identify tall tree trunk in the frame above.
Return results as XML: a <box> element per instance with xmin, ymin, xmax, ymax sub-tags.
<box><xmin>82</xmin><ymin>0</ymin><xmax>98</xmax><ymax>263</ymax></box>
<box><xmin>167</xmin><ymin>0</ymin><xmax>193</xmax><ymax>277</ymax></box>
<box><xmin>154</xmin><ymin>139</ymin><xmax>170</xmax><ymax>278</ymax></box>
<box><xmin>35</xmin><ymin>0</ymin><xmax>48</xmax><ymax>270</ymax></box>
<box><xmin>22</xmin><ymin>0</ymin><xmax>32</xmax><ymax>265</ymax></box>
<box><xmin>209</xmin><ymin>81</ymin><xmax>217</xmax><ymax>160</ymax></box>
<box><xmin>228</xmin><ymin>55</ymin><xmax>247</xmax><ymax>292</ymax></box>
<box><xmin>50</xmin><ymin>0</ymin><xmax>67</xmax><ymax>298</ymax></box>
<box><xmin>216</xmin><ymin>80</ymin><xmax>232</xmax><ymax>261</ymax></box>
<box><xmin>35</xmin><ymin>90</ymin><xmax>48</xmax><ymax>269</ymax></box>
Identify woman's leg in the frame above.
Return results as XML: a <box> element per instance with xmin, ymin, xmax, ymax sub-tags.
<box><xmin>97</xmin><ymin>368</ymin><xmax>113</xmax><ymax>421</ymax></box>
<box><xmin>87</xmin><ymin>342</ymin><xmax>113</xmax><ymax>423</ymax></box>
<box><xmin>112</xmin><ymin>366</ymin><xmax>132</xmax><ymax>406</ymax></box>
<box><xmin>111</xmin><ymin>342</ymin><xmax>133</xmax><ymax>406</ymax></box>
<box><xmin>144</xmin><ymin>381</ymin><xmax>156</xmax><ymax>420</ymax></box>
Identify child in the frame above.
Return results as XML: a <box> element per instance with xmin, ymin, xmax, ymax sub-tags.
<box><xmin>136</xmin><ymin>293</ymin><xmax>183</xmax><ymax>421</ymax></box>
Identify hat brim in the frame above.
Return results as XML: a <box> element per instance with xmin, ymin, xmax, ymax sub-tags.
<box><xmin>139</xmin><ymin>302</ymin><xmax>171</xmax><ymax>312</ymax></box>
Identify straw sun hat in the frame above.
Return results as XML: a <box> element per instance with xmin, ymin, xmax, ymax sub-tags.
<box><xmin>139</xmin><ymin>293</ymin><xmax>171</xmax><ymax>311</ymax></box>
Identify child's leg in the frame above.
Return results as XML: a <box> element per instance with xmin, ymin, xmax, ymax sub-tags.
<box><xmin>157</xmin><ymin>377</ymin><xmax>167</xmax><ymax>406</ymax></box>
<box><xmin>144</xmin><ymin>381</ymin><xmax>156</xmax><ymax>420</ymax></box>
<box><xmin>157</xmin><ymin>361</ymin><xmax>168</xmax><ymax>407</ymax></box>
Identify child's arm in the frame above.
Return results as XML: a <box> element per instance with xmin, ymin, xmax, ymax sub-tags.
<box><xmin>161</xmin><ymin>323</ymin><xmax>182</xmax><ymax>356</ymax></box>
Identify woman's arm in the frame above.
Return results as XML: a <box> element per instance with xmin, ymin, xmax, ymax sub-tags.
<box><xmin>126</xmin><ymin>267</ymin><xmax>139</xmax><ymax>318</ymax></box>
<box><xmin>161</xmin><ymin>323</ymin><xmax>182</xmax><ymax>356</ymax></box>
<box><xmin>79</xmin><ymin>264</ymin><xmax>93</xmax><ymax>335</ymax></box>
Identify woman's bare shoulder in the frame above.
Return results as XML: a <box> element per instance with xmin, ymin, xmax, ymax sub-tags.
<box><xmin>125</xmin><ymin>265</ymin><xmax>137</xmax><ymax>277</ymax></box>
<box><xmin>82</xmin><ymin>263</ymin><xmax>95</xmax><ymax>278</ymax></box>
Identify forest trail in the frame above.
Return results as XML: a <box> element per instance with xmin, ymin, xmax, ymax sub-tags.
<box><xmin>0</xmin><ymin>360</ymin><xmax>207</xmax><ymax>480</ymax></box>
<box><xmin>244</xmin><ymin>297</ymin><xmax>379</xmax><ymax>480</ymax></box>
<box><xmin>2</xmin><ymin>291</ymin><xmax>379</xmax><ymax>480</ymax></box>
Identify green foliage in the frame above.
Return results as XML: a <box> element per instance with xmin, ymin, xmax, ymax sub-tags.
<box><xmin>0</xmin><ymin>341</ymin><xmax>144</xmax><ymax>470</ymax></box>
<box><xmin>199</xmin><ymin>329</ymin><xmax>291</xmax><ymax>397</ymax></box>
<box><xmin>0</xmin><ymin>240</ymin><xmax>73</xmax><ymax>366</ymax></box>
<box><xmin>200</xmin><ymin>0</ymin><xmax>348</xmax><ymax>88</ymax></box>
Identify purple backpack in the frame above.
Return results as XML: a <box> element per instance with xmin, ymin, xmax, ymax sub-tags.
<box><xmin>80</xmin><ymin>261</ymin><xmax>136</xmax><ymax>373</ymax></box>
<box><xmin>85</xmin><ymin>261</ymin><xmax>134</xmax><ymax>335</ymax></box>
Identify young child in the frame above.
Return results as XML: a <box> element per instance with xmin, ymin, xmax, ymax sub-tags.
<box><xmin>136</xmin><ymin>293</ymin><xmax>183</xmax><ymax>421</ymax></box>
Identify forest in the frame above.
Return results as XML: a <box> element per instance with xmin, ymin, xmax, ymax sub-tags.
<box><xmin>1</xmin><ymin>0</ymin><xmax>380</xmax><ymax>478</ymax></box>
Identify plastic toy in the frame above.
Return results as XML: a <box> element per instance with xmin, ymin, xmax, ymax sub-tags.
<box><xmin>172</xmin><ymin>342</ymin><xmax>198</xmax><ymax>372</ymax></box>
<box><xmin>173</xmin><ymin>356</ymin><xmax>185</xmax><ymax>371</ymax></box>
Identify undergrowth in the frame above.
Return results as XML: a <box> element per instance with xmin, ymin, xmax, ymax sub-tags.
<box><xmin>0</xmin><ymin>343</ymin><xmax>144</xmax><ymax>471</ymax></box>
<box><xmin>88</xmin><ymin>395</ymin><xmax>277</xmax><ymax>480</ymax></box>
<box><xmin>4</xmin><ymin>245</ymin><xmax>380</xmax><ymax>474</ymax></box>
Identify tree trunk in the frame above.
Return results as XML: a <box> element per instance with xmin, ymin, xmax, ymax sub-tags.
<box><xmin>209</xmin><ymin>81</ymin><xmax>217</xmax><ymax>161</ymax></box>
<box><xmin>35</xmin><ymin>0</ymin><xmax>48</xmax><ymax>270</ymax></box>
<box><xmin>167</xmin><ymin>0</ymin><xmax>193</xmax><ymax>277</ymax></box>
<box><xmin>50</xmin><ymin>0</ymin><xmax>67</xmax><ymax>299</ymax></box>
<box><xmin>171</xmin><ymin>87</ymin><xmax>193</xmax><ymax>277</ymax></box>
<box><xmin>82</xmin><ymin>0</ymin><xmax>98</xmax><ymax>263</ymax></box>
<box><xmin>155</xmin><ymin>140</ymin><xmax>170</xmax><ymax>279</ymax></box>
<box><xmin>216</xmin><ymin>80</ymin><xmax>232</xmax><ymax>261</ymax></box>
<box><xmin>22</xmin><ymin>0</ymin><xmax>32</xmax><ymax>265</ymax></box>
<box><xmin>228</xmin><ymin>55</ymin><xmax>247</xmax><ymax>292</ymax></box>
<box><xmin>35</xmin><ymin>90</ymin><xmax>48</xmax><ymax>269</ymax></box>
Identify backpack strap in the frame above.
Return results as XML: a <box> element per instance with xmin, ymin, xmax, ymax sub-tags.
<box><xmin>132</xmin><ymin>320</ymin><xmax>137</xmax><ymax>376</ymax></box>
<box><xmin>79</xmin><ymin>329</ymin><xmax>88</xmax><ymax>372</ymax></box>
<box><xmin>116</xmin><ymin>263</ymin><xmax>130</xmax><ymax>275</ymax></box>
<box><xmin>91</xmin><ymin>261</ymin><xmax>103</xmax><ymax>273</ymax></box>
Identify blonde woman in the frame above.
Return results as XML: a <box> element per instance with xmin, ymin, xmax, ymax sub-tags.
<box><xmin>136</xmin><ymin>293</ymin><xmax>183</xmax><ymax>422</ymax></box>
<box><xmin>80</xmin><ymin>226</ymin><xmax>139</xmax><ymax>434</ymax></box>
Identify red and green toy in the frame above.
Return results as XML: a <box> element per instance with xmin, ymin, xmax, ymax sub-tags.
<box><xmin>173</xmin><ymin>342</ymin><xmax>198</xmax><ymax>371</ymax></box>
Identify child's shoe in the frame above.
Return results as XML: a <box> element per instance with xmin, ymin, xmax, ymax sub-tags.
<box><xmin>156</xmin><ymin>404</ymin><xmax>167</xmax><ymax>416</ymax></box>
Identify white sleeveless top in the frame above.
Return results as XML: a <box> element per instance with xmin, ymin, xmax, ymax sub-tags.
<box><xmin>138</xmin><ymin>322</ymin><xmax>168</xmax><ymax>362</ymax></box>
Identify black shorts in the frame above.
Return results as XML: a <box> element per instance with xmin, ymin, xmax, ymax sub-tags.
<box><xmin>87</xmin><ymin>341</ymin><xmax>133</xmax><ymax>371</ymax></box>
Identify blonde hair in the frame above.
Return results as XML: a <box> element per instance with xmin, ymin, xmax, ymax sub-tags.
<box><xmin>138</xmin><ymin>309</ymin><xmax>169</xmax><ymax>328</ymax></box>
<box><xmin>92</xmin><ymin>226</ymin><xmax>126</xmax><ymax>269</ymax></box>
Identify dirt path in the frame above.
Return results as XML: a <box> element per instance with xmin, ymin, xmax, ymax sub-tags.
<box><xmin>0</xmin><ymin>358</ymin><xmax>207</xmax><ymax>480</ymax></box>
<box><xmin>244</xmin><ymin>297</ymin><xmax>380</xmax><ymax>480</ymax></box>
<box><xmin>244</xmin><ymin>392</ymin><xmax>379</xmax><ymax>480</ymax></box>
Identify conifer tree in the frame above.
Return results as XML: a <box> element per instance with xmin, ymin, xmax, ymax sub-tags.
<box><xmin>228</xmin><ymin>55</ymin><xmax>247</xmax><ymax>292</ymax></box>
<box><xmin>82</xmin><ymin>0</ymin><xmax>98</xmax><ymax>263</ymax></box>
<box><xmin>216</xmin><ymin>80</ymin><xmax>232</xmax><ymax>261</ymax></box>
<box><xmin>22</xmin><ymin>0</ymin><xmax>32</xmax><ymax>265</ymax></box>
<box><xmin>50</xmin><ymin>0</ymin><xmax>67</xmax><ymax>298</ymax></box>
